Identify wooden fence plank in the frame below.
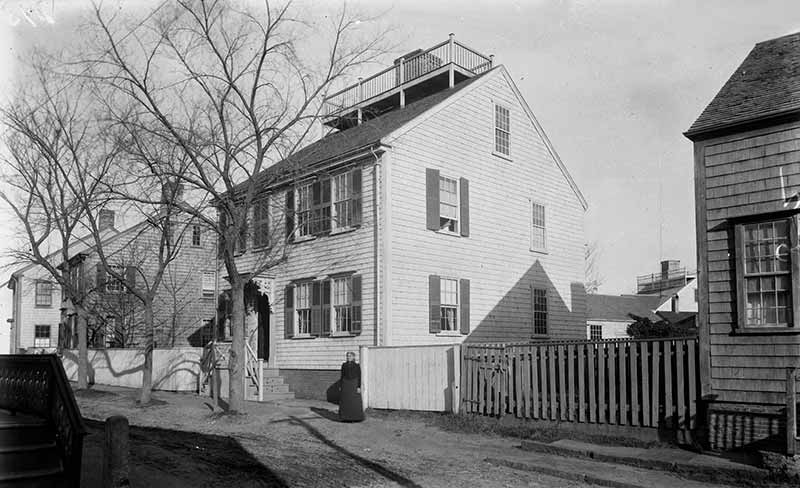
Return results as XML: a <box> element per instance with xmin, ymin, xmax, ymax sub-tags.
<box><xmin>665</xmin><ymin>340</ymin><xmax>674</xmax><ymax>430</ymax></box>
<box><xmin>608</xmin><ymin>343</ymin><xmax>617</xmax><ymax>425</ymax></box>
<box><xmin>481</xmin><ymin>348</ymin><xmax>488</xmax><ymax>416</ymax></box>
<box><xmin>597</xmin><ymin>344</ymin><xmax>608</xmax><ymax>424</ymax></box>
<box><xmin>580</xmin><ymin>344</ymin><xmax>597</xmax><ymax>422</ymax></box>
<box><xmin>549</xmin><ymin>345</ymin><xmax>557</xmax><ymax>420</ymax></box>
<box><xmin>532</xmin><ymin>346</ymin><xmax>540</xmax><ymax>419</ymax></box>
<box><xmin>630</xmin><ymin>341</ymin><xmax>639</xmax><ymax>427</ymax></box>
<box><xmin>578</xmin><ymin>344</ymin><xmax>586</xmax><ymax>422</ymax></box>
<box><xmin>523</xmin><ymin>349</ymin><xmax>531</xmax><ymax>418</ymax></box>
<box><xmin>641</xmin><ymin>342</ymin><xmax>650</xmax><ymax>427</ymax></box>
<box><xmin>568</xmin><ymin>345</ymin><xmax>576</xmax><ymax>421</ymax></box>
<box><xmin>676</xmin><ymin>340</ymin><xmax>685</xmax><ymax>432</ymax></box>
<box><xmin>652</xmin><ymin>340</ymin><xmax>660</xmax><ymax>426</ymax></box>
<box><xmin>688</xmin><ymin>340</ymin><xmax>697</xmax><ymax>431</ymax></box>
<box><xmin>496</xmin><ymin>349</ymin><xmax>502</xmax><ymax>417</ymax></box>
<box><xmin>559</xmin><ymin>345</ymin><xmax>567</xmax><ymax>421</ymax></box>
<box><xmin>515</xmin><ymin>351</ymin><xmax>522</xmax><ymax>418</ymax></box>
<box><xmin>619</xmin><ymin>342</ymin><xmax>628</xmax><ymax>426</ymax></box>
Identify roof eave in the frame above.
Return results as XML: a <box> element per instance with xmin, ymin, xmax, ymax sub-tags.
<box><xmin>685</xmin><ymin>108</ymin><xmax>800</xmax><ymax>142</ymax></box>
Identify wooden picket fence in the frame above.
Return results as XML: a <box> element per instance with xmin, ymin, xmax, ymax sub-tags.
<box><xmin>461</xmin><ymin>337</ymin><xmax>700</xmax><ymax>434</ymax></box>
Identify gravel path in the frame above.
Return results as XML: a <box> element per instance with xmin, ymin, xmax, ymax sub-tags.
<box><xmin>74</xmin><ymin>385</ymin><xmax>589</xmax><ymax>487</ymax></box>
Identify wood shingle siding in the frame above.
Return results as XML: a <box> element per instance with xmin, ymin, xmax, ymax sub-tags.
<box><xmin>696</xmin><ymin>119</ymin><xmax>800</xmax><ymax>405</ymax></box>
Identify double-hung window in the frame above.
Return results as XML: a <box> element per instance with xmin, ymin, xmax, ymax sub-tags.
<box><xmin>440</xmin><ymin>278</ymin><xmax>459</xmax><ymax>331</ymax></box>
<box><xmin>332</xmin><ymin>276</ymin><xmax>353</xmax><ymax>332</ymax></box>
<box><xmin>201</xmin><ymin>271</ymin><xmax>216</xmax><ymax>298</ymax></box>
<box><xmin>34</xmin><ymin>325</ymin><xmax>51</xmax><ymax>348</ymax></box>
<box><xmin>105</xmin><ymin>266</ymin><xmax>125</xmax><ymax>293</ymax></box>
<box><xmin>296</xmin><ymin>184</ymin><xmax>313</xmax><ymax>238</ymax></box>
<box><xmin>35</xmin><ymin>281</ymin><xmax>53</xmax><ymax>307</ymax></box>
<box><xmin>533</xmin><ymin>288</ymin><xmax>548</xmax><ymax>335</ymax></box>
<box><xmin>295</xmin><ymin>281</ymin><xmax>312</xmax><ymax>335</ymax></box>
<box><xmin>253</xmin><ymin>199</ymin><xmax>270</xmax><ymax>248</ymax></box>
<box><xmin>439</xmin><ymin>176</ymin><xmax>459</xmax><ymax>233</ymax></box>
<box><xmin>333</xmin><ymin>173</ymin><xmax>352</xmax><ymax>230</ymax></box>
<box><xmin>531</xmin><ymin>202</ymin><xmax>547</xmax><ymax>252</ymax></box>
<box><xmin>737</xmin><ymin>218</ymin><xmax>796</xmax><ymax>328</ymax></box>
<box><xmin>191</xmin><ymin>224</ymin><xmax>202</xmax><ymax>247</ymax></box>
<box><xmin>494</xmin><ymin>103</ymin><xmax>510</xmax><ymax>156</ymax></box>
<box><xmin>589</xmin><ymin>323</ymin><xmax>602</xmax><ymax>340</ymax></box>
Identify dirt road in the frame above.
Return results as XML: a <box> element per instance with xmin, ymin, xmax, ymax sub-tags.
<box><xmin>75</xmin><ymin>386</ymin><xmax>587</xmax><ymax>487</ymax></box>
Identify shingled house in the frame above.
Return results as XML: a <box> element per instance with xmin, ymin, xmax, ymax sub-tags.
<box><xmin>686</xmin><ymin>32</ymin><xmax>800</xmax><ymax>451</ymax></box>
<box><xmin>227</xmin><ymin>36</ymin><xmax>589</xmax><ymax>400</ymax></box>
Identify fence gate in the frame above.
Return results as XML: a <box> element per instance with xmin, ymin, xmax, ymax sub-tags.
<box><xmin>461</xmin><ymin>337</ymin><xmax>701</xmax><ymax>438</ymax></box>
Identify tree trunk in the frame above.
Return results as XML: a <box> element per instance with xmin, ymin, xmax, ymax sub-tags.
<box><xmin>139</xmin><ymin>305</ymin><xmax>154</xmax><ymax>404</ymax></box>
<box><xmin>76</xmin><ymin>310</ymin><xmax>89</xmax><ymax>390</ymax></box>
<box><xmin>228</xmin><ymin>277</ymin><xmax>245</xmax><ymax>413</ymax></box>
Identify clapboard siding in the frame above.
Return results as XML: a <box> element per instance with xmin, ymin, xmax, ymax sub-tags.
<box><xmin>385</xmin><ymin>70</ymin><xmax>586</xmax><ymax>346</ymax></box>
<box><xmin>13</xmin><ymin>268</ymin><xmax>62</xmax><ymax>351</ymax></box>
<box><xmin>236</xmin><ymin>160</ymin><xmax>378</xmax><ymax>370</ymax></box>
<box><xmin>697</xmin><ymin>119</ymin><xmax>800</xmax><ymax>405</ymax></box>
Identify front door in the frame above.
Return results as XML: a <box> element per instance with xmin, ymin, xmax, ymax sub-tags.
<box><xmin>257</xmin><ymin>294</ymin><xmax>270</xmax><ymax>361</ymax></box>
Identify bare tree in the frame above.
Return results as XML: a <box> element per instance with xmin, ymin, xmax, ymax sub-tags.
<box><xmin>585</xmin><ymin>241</ymin><xmax>604</xmax><ymax>295</ymax></box>
<box><xmin>0</xmin><ymin>56</ymin><xmax>119</xmax><ymax>389</ymax></box>
<box><xmin>87</xmin><ymin>0</ymin><xmax>389</xmax><ymax>412</ymax></box>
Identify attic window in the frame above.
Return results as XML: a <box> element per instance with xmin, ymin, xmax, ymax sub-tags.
<box><xmin>494</xmin><ymin>103</ymin><xmax>510</xmax><ymax>156</ymax></box>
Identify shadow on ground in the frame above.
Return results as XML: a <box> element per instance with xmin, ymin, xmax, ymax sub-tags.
<box><xmin>81</xmin><ymin>418</ymin><xmax>288</xmax><ymax>487</ymax></box>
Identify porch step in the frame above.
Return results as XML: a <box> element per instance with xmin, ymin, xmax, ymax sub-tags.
<box><xmin>0</xmin><ymin>412</ymin><xmax>64</xmax><ymax>487</ymax></box>
<box><xmin>261</xmin><ymin>368</ymin><xmax>281</xmax><ymax>378</ymax></box>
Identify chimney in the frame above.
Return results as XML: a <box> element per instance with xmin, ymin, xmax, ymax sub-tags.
<box><xmin>98</xmin><ymin>209</ymin><xmax>115</xmax><ymax>232</ymax></box>
<box><xmin>161</xmin><ymin>180</ymin><xmax>184</xmax><ymax>204</ymax></box>
<box><xmin>661</xmin><ymin>259</ymin><xmax>681</xmax><ymax>280</ymax></box>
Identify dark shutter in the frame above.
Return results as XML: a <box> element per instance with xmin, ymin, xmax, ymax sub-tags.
<box><xmin>351</xmin><ymin>274</ymin><xmax>362</xmax><ymax>334</ymax></box>
<box><xmin>238</xmin><ymin>206</ymin><xmax>248</xmax><ymax>253</ymax></box>
<box><xmin>311</xmin><ymin>181</ymin><xmax>322</xmax><ymax>235</ymax></box>
<box><xmin>350</xmin><ymin>168</ymin><xmax>362</xmax><ymax>227</ymax></box>
<box><xmin>429</xmin><ymin>274</ymin><xmax>441</xmax><ymax>333</ymax></box>
<box><xmin>125</xmin><ymin>266</ymin><xmax>137</xmax><ymax>290</ymax></box>
<box><xmin>460</xmin><ymin>278</ymin><xmax>470</xmax><ymax>335</ymax></box>
<box><xmin>734</xmin><ymin>224</ymin><xmax>745</xmax><ymax>330</ymax></box>
<box><xmin>790</xmin><ymin>216</ymin><xmax>800</xmax><ymax>327</ymax></box>
<box><xmin>426</xmin><ymin>168</ymin><xmax>440</xmax><ymax>231</ymax></box>
<box><xmin>218</xmin><ymin>212</ymin><xmax>227</xmax><ymax>258</ymax></box>
<box><xmin>284</xmin><ymin>285</ymin><xmax>294</xmax><ymax>338</ymax></box>
<box><xmin>311</xmin><ymin>281</ymin><xmax>322</xmax><ymax>336</ymax></box>
<box><xmin>322</xmin><ymin>279</ymin><xmax>331</xmax><ymax>336</ymax></box>
<box><xmin>459</xmin><ymin>177</ymin><xmax>469</xmax><ymax>237</ymax></box>
<box><xmin>320</xmin><ymin>178</ymin><xmax>332</xmax><ymax>233</ymax></box>
<box><xmin>96</xmin><ymin>264</ymin><xmax>106</xmax><ymax>292</ymax></box>
<box><xmin>285</xmin><ymin>190</ymin><xmax>295</xmax><ymax>241</ymax></box>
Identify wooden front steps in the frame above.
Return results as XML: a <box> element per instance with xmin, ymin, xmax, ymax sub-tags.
<box><xmin>246</xmin><ymin>367</ymin><xmax>295</xmax><ymax>402</ymax></box>
<box><xmin>0</xmin><ymin>411</ymin><xmax>65</xmax><ymax>488</ymax></box>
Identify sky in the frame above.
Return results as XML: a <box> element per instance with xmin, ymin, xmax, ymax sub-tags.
<box><xmin>1</xmin><ymin>0</ymin><xmax>800</xmax><ymax>342</ymax></box>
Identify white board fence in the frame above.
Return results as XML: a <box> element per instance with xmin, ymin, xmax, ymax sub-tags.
<box><xmin>61</xmin><ymin>347</ymin><xmax>203</xmax><ymax>392</ymax></box>
<box><xmin>360</xmin><ymin>344</ymin><xmax>461</xmax><ymax>413</ymax></box>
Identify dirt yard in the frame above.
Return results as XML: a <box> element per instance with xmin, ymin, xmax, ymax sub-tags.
<box><xmin>74</xmin><ymin>385</ymin><xmax>589</xmax><ymax>487</ymax></box>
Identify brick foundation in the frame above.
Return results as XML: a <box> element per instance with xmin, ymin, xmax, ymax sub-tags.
<box><xmin>707</xmin><ymin>402</ymin><xmax>786</xmax><ymax>451</ymax></box>
<box><xmin>279</xmin><ymin>369</ymin><xmax>340</xmax><ymax>402</ymax></box>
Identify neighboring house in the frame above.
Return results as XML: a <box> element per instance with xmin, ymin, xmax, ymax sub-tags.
<box><xmin>586</xmin><ymin>294</ymin><xmax>662</xmax><ymax>339</ymax></box>
<box><xmin>686</xmin><ymin>31</ymin><xmax>800</xmax><ymax>451</ymax></box>
<box><xmin>7</xmin><ymin>208</ymin><xmax>218</xmax><ymax>353</ymax></box>
<box><xmin>586</xmin><ymin>260</ymin><xmax>698</xmax><ymax>339</ymax></box>
<box><xmin>225</xmin><ymin>36</ymin><xmax>588</xmax><ymax>400</ymax></box>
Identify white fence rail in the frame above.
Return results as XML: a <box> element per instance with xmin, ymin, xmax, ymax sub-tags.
<box><xmin>360</xmin><ymin>344</ymin><xmax>461</xmax><ymax>413</ymax></box>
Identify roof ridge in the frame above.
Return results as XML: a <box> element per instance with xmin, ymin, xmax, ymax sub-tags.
<box><xmin>755</xmin><ymin>30</ymin><xmax>800</xmax><ymax>46</ymax></box>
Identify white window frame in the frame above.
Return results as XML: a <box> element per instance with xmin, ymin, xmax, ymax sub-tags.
<box><xmin>533</xmin><ymin>288</ymin><xmax>548</xmax><ymax>336</ymax></box>
<box><xmin>332</xmin><ymin>172</ymin><xmax>352</xmax><ymax>231</ymax></box>
<box><xmin>105</xmin><ymin>265</ymin><xmax>125</xmax><ymax>293</ymax></box>
<box><xmin>530</xmin><ymin>201</ymin><xmax>547</xmax><ymax>253</ymax></box>
<box><xmin>35</xmin><ymin>281</ymin><xmax>53</xmax><ymax>307</ymax></box>
<box><xmin>191</xmin><ymin>224</ymin><xmax>202</xmax><ymax>247</ymax></box>
<box><xmin>332</xmin><ymin>276</ymin><xmax>353</xmax><ymax>333</ymax></box>
<box><xmin>438</xmin><ymin>174</ymin><xmax>460</xmax><ymax>235</ymax></box>
<box><xmin>295</xmin><ymin>281</ymin><xmax>313</xmax><ymax>335</ymax></box>
<box><xmin>34</xmin><ymin>324</ymin><xmax>51</xmax><ymax>348</ymax></box>
<box><xmin>296</xmin><ymin>183</ymin><xmax>314</xmax><ymax>238</ymax></box>
<box><xmin>201</xmin><ymin>271</ymin><xmax>216</xmax><ymax>298</ymax></box>
<box><xmin>105</xmin><ymin>317</ymin><xmax>117</xmax><ymax>348</ymax></box>
<box><xmin>493</xmin><ymin>102</ymin><xmax>511</xmax><ymax>157</ymax></box>
<box><xmin>440</xmin><ymin>277</ymin><xmax>459</xmax><ymax>331</ymax></box>
<box><xmin>588</xmin><ymin>323</ymin><xmax>602</xmax><ymax>340</ymax></box>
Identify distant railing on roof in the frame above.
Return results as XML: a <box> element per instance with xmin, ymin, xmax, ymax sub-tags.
<box><xmin>323</xmin><ymin>36</ymin><xmax>493</xmax><ymax>118</ymax></box>
<box><xmin>636</xmin><ymin>267</ymin><xmax>694</xmax><ymax>294</ymax></box>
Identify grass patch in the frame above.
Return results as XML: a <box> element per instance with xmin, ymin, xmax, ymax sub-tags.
<box><xmin>366</xmin><ymin>408</ymin><xmax>666</xmax><ymax>449</ymax></box>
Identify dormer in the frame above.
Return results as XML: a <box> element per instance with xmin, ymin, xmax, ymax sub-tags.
<box><xmin>322</xmin><ymin>34</ymin><xmax>494</xmax><ymax>131</ymax></box>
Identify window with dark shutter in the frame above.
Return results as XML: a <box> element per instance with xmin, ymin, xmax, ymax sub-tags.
<box><xmin>350</xmin><ymin>168</ymin><xmax>362</xmax><ymax>227</ymax></box>
<box><xmin>322</xmin><ymin>279</ymin><xmax>331</xmax><ymax>336</ymax></box>
<box><xmin>125</xmin><ymin>266</ymin><xmax>137</xmax><ymax>290</ymax></box>
<box><xmin>285</xmin><ymin>190</ymin><xmax>295</xmax><ymax>241</ymax></box>
<box><xmin>460</xmin><ymin>278</ymin><xmax>470</xmax><ymax>334</ymax></box>
<box><xmin>311</xmin><ymin>281</ymin><xmax>322</xmax><ymax>336</ymax></box>
<box><xmin>96</xmin><ymin>264</ymin><xmax>106</xmax><ymax>292</ymax></box>
<box><xmin>253</xmin><ymin>199</ymin><xmax>270</xmax><ymax>248</ymax></box>
<box><xmin>284</xmin><ymin>285</ymin><xmax>294</xmax><ymax>339</ymax></box>
<box><xmin>351</xmin><ymin>274</ymin><xmax>362</xmax><ymax>334</ymax></box>
<box><xmin>429</xmin><ymin>274</ymin><xmax>441</xmax><ymax>333</ymax></box>
<box><xmin>459</xmin><ymin>178</ymin><xmax>469</xmax><ymax>237</ymax></box>
<box><xmin>426</xmin><ymin>169</ymin><xmax>440</xmax><ymax>231</ymax></box>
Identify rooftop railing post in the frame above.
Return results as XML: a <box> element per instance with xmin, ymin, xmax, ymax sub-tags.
<box><xmin>357</xmin><ymin>77</ymin><xmax>363</xmax><ymax>125</ymax></box>
<box><xmin>399</xmin><ymin>57</ymin><xmax>406</xmax><ymax>108</ymax></box>
<box><xmin>490</xmin><ymin>54</ymin><xmax>495</xmax><ymax>68</ymax></box>
<box><xmin>448</xmin><ymin>33</ymin><xmax>455</xmax><ymax>88</ymax></box>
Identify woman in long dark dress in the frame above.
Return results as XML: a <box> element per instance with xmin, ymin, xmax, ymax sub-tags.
<box><xmin>339</xmin><ymin>352</ymin><xmax>365</xmax><ymax>422</ymax></box>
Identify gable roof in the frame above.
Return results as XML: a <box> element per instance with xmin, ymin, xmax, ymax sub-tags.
<box><xmin>587</xmin><ymin>294</ymin><xmax>662</xmax><ymax>322</ymax></box>
<box><xmin>686</xmin><ymin>31</ymin><xmax>800</xmax><ymax>138</ymax></box>
<box><xmin>240</xmin><ymin>70</ymin><xmax>493</xmax><ymax>192</ymax></box>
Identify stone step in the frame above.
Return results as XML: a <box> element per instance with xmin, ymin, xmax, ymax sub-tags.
<box><xmin>0</xmin><ymin>423</ymin><xmax>53</xmax><ymax>449</ymax></box>
<box><xmin>262</xmin><ymin>376</ymin><xmax>286</xmax><ymax>386</ymax></box>
<box><xmin>0</xmin><ymin>465</ymin><xmax>64</xmax><ymax>487</ymax></box>
<box><xmin>262</xmin><ymin>384</ymin><xmax>290</xmax><ymax>393</ymax></box>
<box><xmin>0</xmin><ymin>443</ymin><xmax>61</xmax><ymax>476</ymax></box>
<box><xmin>245</xmin><ymin>385</ymin><xmax>295</xmax><ymax>402</ymax></box>
<box><xmin>261</xmin><ymin>368</ymin><xmax>281</xmax><ymax>378</ymax></box>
